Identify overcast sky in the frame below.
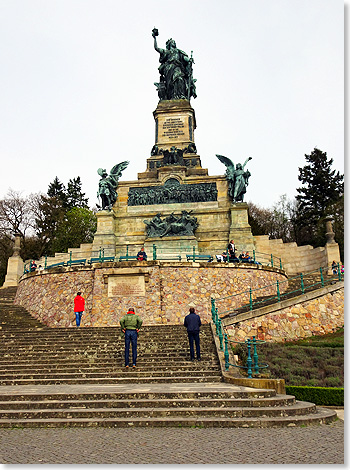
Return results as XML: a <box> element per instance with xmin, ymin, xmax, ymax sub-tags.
<box><xmin>0</xmin><ymin>0</ymin><xmax>344</xmax><ymax>209</ymax></box>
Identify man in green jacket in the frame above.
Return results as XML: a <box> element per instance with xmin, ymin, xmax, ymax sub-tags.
<box><xmin>120</xmin><ymin>307</ymin><xmax>143</xmax><ymax>368</ymax></box>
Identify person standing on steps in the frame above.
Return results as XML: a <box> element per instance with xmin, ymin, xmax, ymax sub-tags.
<box><xmin>73</xmin><ymin>292</ymin><xmax>85</xmax><ymax>327</ymax></box>
<box><xmin>120</xmin><ymin>307</ymin><xmax>143</xmax><ymax>368</ymax></box>
<box><xmin>184</xmin><ymin>307</ymin><xmax>201</xmax><ymax>361</ymax></box>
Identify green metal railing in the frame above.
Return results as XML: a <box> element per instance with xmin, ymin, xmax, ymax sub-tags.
<box><xmin>212</xmin><ymin>264</ymin><xmax>344</xmax><ymax>319</ymax></box>
<box><xmin>225</xmin><ymin>336</ymin><xmax>269</xmax><ymax>378</ymax></box>
<box><xmin>211</xmin><ymin>299</ymin><xmax>268</xmax><ymax>377</ymax></box>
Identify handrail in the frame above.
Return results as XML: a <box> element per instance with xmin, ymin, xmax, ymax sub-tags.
<box><xmin>212</xmin><ymin>265</ymin><xmax>344</xmax><ymax>319</ymax></box>
<box><xmin>211</xmin><ymin>302</ymin><xmax>268</xmax><ymax>377</ymax></box>
<box><xmin>24</xmin><ymin>245</ymin><xmax>284</xmax><ymax>272</ymax></box>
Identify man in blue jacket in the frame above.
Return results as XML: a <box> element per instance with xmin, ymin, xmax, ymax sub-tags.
<box><xmin>184</xmin><ymin>307</ymin><xmax>201</xmax><ymax>361</ymax></box>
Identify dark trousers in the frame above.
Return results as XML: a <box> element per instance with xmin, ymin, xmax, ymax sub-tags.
<box><xmin>187</xmin><ymin>331</ymin><xmax>200</xmax><ymax>360</ymax></box>
<box><xmin>125</xmin><ymin>329</ymin><xmax>138</xmax><ymax>366</ymax></box>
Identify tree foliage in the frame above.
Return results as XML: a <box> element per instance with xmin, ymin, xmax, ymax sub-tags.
<box><xmin>51</xmin><ymin>207</ymin><xmax>97</xmax><ymax>254</ymax></box>
<box><xmin>248</xmin><ymin>195</ymin><xmax>296</xmax><ymax>243</ymax></box>
<box><xmin>0</xmin><ymin>176</ymin><xmax>96</xmax><ymax>282</ymax></box>
<box><xmin>294</xmin><ymin>148</ymin><xmax>344</xmax><ymax>247</ymax></box>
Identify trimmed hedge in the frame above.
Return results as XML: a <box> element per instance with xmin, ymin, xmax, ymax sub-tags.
<box><xmin>286</xmin><ymin>386</ymin><xmax>344</xmax><ymax>406</ymax></box>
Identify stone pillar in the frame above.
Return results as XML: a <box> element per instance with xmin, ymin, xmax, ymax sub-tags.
<box><xmin>325</xmin><ymin>216</ymin><xmax>336</xmax><ymax>244</ymax></box>
<box><xmin>2</xmin><ymin>233</ymin><xmax>24</xmax><ymax>288</ymax></box>
<box><xmin>91</xmin><ymin>210</ymin><xmax>117</xmax><ymax>258</ymax></box>
<box><xmin>324</xmin><ymin>217</ymin><xmax>341</xmax><ymax>273</ymax></box>
<box><xmin>229</xmin><ymin>203</ymin><xmax>255</xmax><ymax>254</ymax></box>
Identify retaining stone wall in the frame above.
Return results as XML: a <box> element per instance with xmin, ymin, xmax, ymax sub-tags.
<box><xmin>14</xmin><ymin>262</ymin><xmax>287</xmax><ymax>328</ymax></box>
<box><xmin>226</xmin><ymin>287</ymin><xmax>344</xmax><ymax>342</ymax></box>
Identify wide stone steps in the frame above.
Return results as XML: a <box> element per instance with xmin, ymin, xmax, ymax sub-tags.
<box><xmin>0</xmin><ymin>384</ymin><xmax>336</xmax><ymax>428</ymax></box>
<box><xmin>0</xmin><ymin>289</ymin><xmax>338</xmax><ymax>428</ymax></box>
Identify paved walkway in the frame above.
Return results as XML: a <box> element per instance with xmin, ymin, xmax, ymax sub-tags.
<box><xmin>0</xmin><ymin>421</ymin><xmax>344</xmax><ymax>464</ymax></box>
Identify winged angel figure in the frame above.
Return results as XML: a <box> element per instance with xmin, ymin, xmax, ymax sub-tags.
<box><xmin>216</xmin><ymin>154</ymin><xmax>252</xmax><ymax>203</ymax></box>
<box><xmin>97</xmin><ymin>161</ymin><xmax>129</xmax><ymax>210</ymax></box>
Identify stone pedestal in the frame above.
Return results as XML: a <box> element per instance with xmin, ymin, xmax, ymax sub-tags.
<box><xmin>153</xmin><ymin>99</ymin><xmax>196</xmax><ymax>150</ymax></box>
<box><xmin>91</xmin><ymin>210</ymin><xmax>117</xmax><ymax>258</ymax></box>
<box><xmin>144</xmin><ymin>236</ymin><xmax>198</xmax><ymax>258</ymax></box>
<box><xmin>2</xmin><ymin>234</ymin><xmax>24</xmax><ymax>288</ymax></box>
<box><xmin>229</xmin><ymin>203</ymin><xmax>255</xmax><ymax>254</ymax></box>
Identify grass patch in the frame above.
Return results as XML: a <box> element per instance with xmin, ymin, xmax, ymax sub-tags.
<box><xmin>233</xmin><ymin>327</ymin><xmax>344</xmax><ymax>388</ymax></box>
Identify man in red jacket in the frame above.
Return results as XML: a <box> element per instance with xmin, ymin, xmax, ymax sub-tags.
<box><xmin>73</xmin><ymin>292</ymin><xmax>85</xmax><ymax>327</ymax></box>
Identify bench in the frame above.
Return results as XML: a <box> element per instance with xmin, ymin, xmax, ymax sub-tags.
<box><xmin>156</xmin><ymin>255</ymin><xmax>182</xmax><ymax>261</ymax></box>
<box><xmin>100</xmin><ymin>256</ymin><xmax>115</xmax><ymax>262</ymax></box>
<box><xmin>118</xmin><ymin>255</ymin><xmax>139</xmax><ymax>262</ymax></box>
<box><xmin>88</xmin><ymin>256</ymin><xmax>116</xmax><ymax>264</ymax></box>
<box><xmin>46</xmin><ymin>262</ymin><xmax>66</xmax><ymax>269</ymax></box>
<box><xmin>66</xmin><ymin>259</ymin><xmax>87</xmax><ymax>267</ymax></box>
<box><xmin>87</xmin><ymin>257</ymin><xmax>103</xmax><ymax>265</ymax></box>
<box><xmin>186</xmin><ymin>254</ymin><xmax>213</xmax><ymax>262</ymax></box>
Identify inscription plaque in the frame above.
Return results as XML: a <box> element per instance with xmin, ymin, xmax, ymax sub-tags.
<box><xmin>161</xmin><ymin>117</ymin><xmax>185</xmax><ymax>140</ymax></box>
<box><xmin>108</xmin><ymin>275</ymin><xmax>145</xmax><ymax>297</ymax></box>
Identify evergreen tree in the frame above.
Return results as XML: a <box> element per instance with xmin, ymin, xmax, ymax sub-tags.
<box><xmin>47</xmin><ymin>177</ymin><xmax>68</xmax><ymax>208</ymax></box>
<box><xmin>34</xmin><ymin>195</ymin><xmax>66</xmax><ymax>256</ymax></box>
<box><xmin>294</xmin><ymin>148</ymin><xmax>343</xmax><ymax>246</ymax></box>
<box><xmin>66</xmin><ymin>177</ymin><xmax>89</xmax><ymax>210</ymax></box>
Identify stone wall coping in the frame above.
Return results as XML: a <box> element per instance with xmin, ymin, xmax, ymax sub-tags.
<box><xmin>18</xmin><ymin>260</ymin><xmax>287</xmax><ymax>285</ymax></box>
<box><xmin>222</xmin><ymin>281</ymin><xmax>344</xmax><ymax>327</ymax></box>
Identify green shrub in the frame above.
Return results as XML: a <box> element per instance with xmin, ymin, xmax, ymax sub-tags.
<box><xmin>286</xmin><ymin>386</ymin><xmax>344</xmax><ymax>406</ymax></box>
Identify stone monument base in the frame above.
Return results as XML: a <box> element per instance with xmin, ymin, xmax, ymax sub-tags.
<box><xmin>229</xmin><ymin>203</ymin><xmax>255</xmax><ymax>253</ymax></box>
<box><xmin>144</xmin><ymin>236</ymin><xmax>198</xmax><ymax>257</ymax></box>
<box><xmin>2</xmin><ymin>255</ymin><xmax>24</xmax><ymax>288</ymax></box>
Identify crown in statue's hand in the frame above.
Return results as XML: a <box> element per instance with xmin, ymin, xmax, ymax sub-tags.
<box><xmin>152</xmin><ymin>28</ymin><xmax>159</xmax><ymax>37</ymax></box>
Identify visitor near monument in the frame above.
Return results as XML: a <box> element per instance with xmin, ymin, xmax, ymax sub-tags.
<box><xmin>184</xmin><ymin>307</ymin><xmax>201</xmax><ymax>361</ymax></box>
<box><xmin>120</xmin><ymin>307</ymin><xmax>143</xmax><ymax>368</ymax></box>
<box><xmin>73</xmin><ymin>292</ymin><xmax>85</xmax><ymax>327</ymax></box>
<box><xmin>228</xmin><ymin>240</ymin><xmax>236</xmax><ymax>261</ymax></box>
<box><xmin>137</xmin><ymin>247</ymin><xmax>147</xmax><ymax>261</ymax></box>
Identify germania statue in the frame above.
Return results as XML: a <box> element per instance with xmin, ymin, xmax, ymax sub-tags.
<box><xmin>152</xmin><ymin>28</ymin><xmax>197</xmax><ymax>101</ymax></box>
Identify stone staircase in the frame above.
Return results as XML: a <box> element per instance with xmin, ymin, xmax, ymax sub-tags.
<box><xmin>0</xmin><ymin>287</ymin><xmax>337</xmax><ymax>427</ymax></box>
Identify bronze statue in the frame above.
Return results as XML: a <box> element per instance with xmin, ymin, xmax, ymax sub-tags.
<box><xmin>216</xmin><ymin>155</ymin><xmax>252</xmax><ymax>203</ymax></box>
<box><xmin>152</xmin><ymin>28</ymin><xmax>197</xmax><ymax>101</ymax></box>
<box><xmin>97</xmin><ymin>161</ymin><xmax>129</xmax><ymax>210</ymax></box>
<box><xmin>144</xmin><ymin>211</ymin><xmax>198</xmax><ymax>238</ymax></box>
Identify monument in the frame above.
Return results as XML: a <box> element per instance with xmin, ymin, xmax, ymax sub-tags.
<box><xmin>8</xmin><ymin>29</ymin><xmax>341</xmax><ymax>328</ymax></box>
<box><xmin>92</xmin><ymin>28</ymin><xmax>255</xmax><ymax>258</ymax></box>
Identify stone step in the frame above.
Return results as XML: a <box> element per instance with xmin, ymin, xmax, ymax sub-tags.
<box><xmin>0</xmin><ymin>357</ymin><xmax>218</xmax><ymax>366</ymax></box>
<box><xmin>0</xmin><ymin>363</ymin><xmax>219</xmax><ymax>373</ymax></box>
<box><xmin>0</xmin><ymin>369</ymin><xmax>222</xmax><ymax>380</ymax></box>
<box><xmin>0</xmin><ymin>375</ymin><xmax>223</xmax><ymax>385</ymax></box>
<box><xmin>0</xmin><ymin>395</ymin><xmax>295</xmax><ymax>409</ymax></box>
<box><xmin>0</xmin><ymin>387</ymin><xmax>278</xmax><ymax>401</ymax></box>
<box><xmin>0</xmin><ymin>407</ymin><xmax>336</xmax><ymax>428</ymax></box>
<box><xmin>0</xmin><ymin>401</ymin><xmax>318</xmax><ymax>420</ymax></box>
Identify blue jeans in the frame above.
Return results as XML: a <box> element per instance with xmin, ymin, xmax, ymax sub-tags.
<box><xmin>75</xmin><ymin>312</ymin><xmax>83</xmax><ymax>327</ymax></box>
<box><xmin>125</xmin><ymin>329</ymin><xmax>138</xmax><ymax>366</ymax></box>
<box><xmin>187</xmin><ymin>331</ymin><xmax>200</xmax><ymax>360</ymax></box>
